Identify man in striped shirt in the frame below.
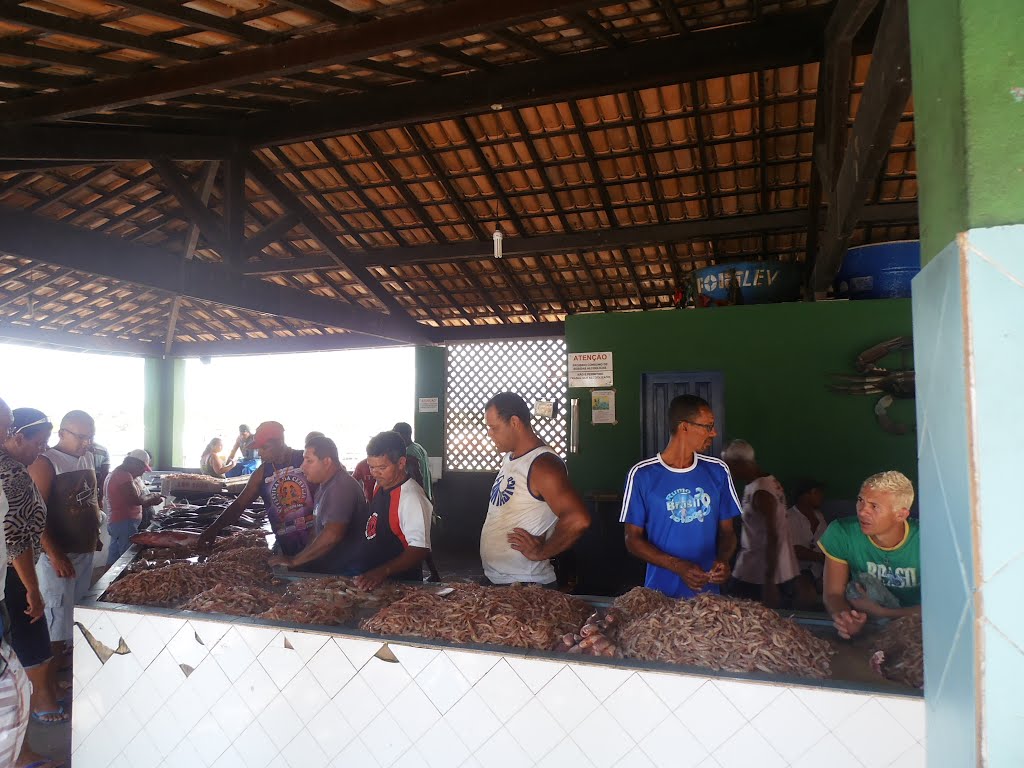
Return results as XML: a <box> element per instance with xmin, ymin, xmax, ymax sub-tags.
<box><xmin>620</xmin><ymin>395</ymin><xmax>741</xmax><ymax>598</ymax></box>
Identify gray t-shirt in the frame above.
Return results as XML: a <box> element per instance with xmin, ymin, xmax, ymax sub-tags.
<box><xmin>309</xmin><ymin>469</ymin><xmax>367</xmax><ymax>573</ymax></box>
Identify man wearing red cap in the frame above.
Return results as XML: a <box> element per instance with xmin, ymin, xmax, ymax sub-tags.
<box><xmin>198</xmin><ymin>422</ymin><xmax>315</xmax><ymax>555</ymax></box>
<box><xmin>104</xmin><ymin>449</ymin><xmax>163</xmax><ymax>565</ymax></box>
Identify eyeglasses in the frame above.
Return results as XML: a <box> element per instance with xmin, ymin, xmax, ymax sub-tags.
<box><xmin>682</xmin><ymin>420</ymin><xmax>716</xmax><ymax>433</ymax></box>
<box><xmin>12</xmin><ymin>416</ymin><xmax>51</xmax><ymax>436</ymax></box>
<box><xmin>61</xmin><ymin>428</ymin><xmax>94</xmax><ymax>443</ymax></box>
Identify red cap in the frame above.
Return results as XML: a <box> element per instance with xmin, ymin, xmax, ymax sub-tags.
<box><xmin>251</xmin><ymin>421</ymin><xmax>285</xmax><ymax>449</ymax></box>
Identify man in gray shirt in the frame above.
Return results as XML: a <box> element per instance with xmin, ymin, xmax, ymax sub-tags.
<box><xmin>268</xmin><ymin>435</ymin><xmax>366</xmax><ymax>574</ymax></box>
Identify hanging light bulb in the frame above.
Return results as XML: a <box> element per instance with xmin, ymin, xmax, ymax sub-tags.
<box><xmin>493</xmin><ymin>225</ymin><xmax>503</xmax><ymax>259</ymax></box>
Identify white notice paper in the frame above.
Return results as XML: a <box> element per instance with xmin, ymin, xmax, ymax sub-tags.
<box><xmin>418</xmin><ymin>397</ymin><xmax>439</xmax><ymax>413</ymax></box>
<box><xmin>591</xmin><ymin>390</ymin><xmax>616</xmax><ymax>424</ymax></box>
<box><xmin>568</xmin><ymin>351</ymin><xmax>614</xmax><ymax>387</ymax></box>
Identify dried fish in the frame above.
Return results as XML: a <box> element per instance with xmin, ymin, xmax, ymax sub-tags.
<box><xmin>182</xmin><ymin>584</ymin><xmax>278</xmax><ymax>616</ymax></box>
<box><xmin>362</xmin><ymin>583</ymin><xmax>591</xmax><ymax>651</ymax></box>
<box><xmin>869</xmin><ymin>615</ymin><xmax>923</xmax><ymax>688</ymax></box>
<box><xmin>617</xmin><ymin>593</ymin><xmax>834</xmax><ymax>679</ymax></box>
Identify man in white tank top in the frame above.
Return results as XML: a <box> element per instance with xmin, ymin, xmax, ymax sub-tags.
<box><xmin>480</xmin><ymin>392</ymin><xmax>590</xmax><ymax>585</ymax></box>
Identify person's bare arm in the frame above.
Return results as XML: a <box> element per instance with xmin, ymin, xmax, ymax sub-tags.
<box><xmin>118</xmin><ymin>480</ymin><xmax>163</xmax><ymax>509</ymax></box>
<box><xmin>624</xmin><ymin>523</ymin><xmax>709</xmax><ymax>592</ymax></box>
<box><xmin>849</xmin><ymin>599</ymin><xmax>921</xmax><ymax>620</ymax></box>
<box><xmin>142</xmin><ymin>493</ymin><xmax>164</xmax><ymax>508</ymax></box>
<box><xmin>794</xmin><ymin>545</ymin><xmax>825</xmax><ymax>562</ymax></box>
<box><xmin>508</xmin><ymin>454</ymin><xmax>591</xmax><ymax>561</ymax></box>
<box><xmin>272</xmin><ymin>522</ymin><xmax>348</xmax><ymax>569</ymax></box>
<box><xmin>708</xmin><ymin>518</ymin><xmax>738</xmax><ymax>584</ymax></box>
<box><xmin>823</xmin><ymin>556</ymin><xmax>867</xmax><ymax>638</ymax></box>
<box><xmin>27</xmin><ymin>456</ymin><xmax>54</xmax><ymax>508</ymax></box>
<box><xmin>208</xmin><ymin>454</ymin><xmax>236</xmax><ymax>478</ymax></box>
<box><xmin>355</xmin><ymin>546</ymin><xmax>429</xmax><ymax>590</ymax></box>
<box><xmin>226</xmin><ymin>437</ymin><xmax>241</xmax><ymax>462</ymax></box>
<box><xmin>29</xmin><ymin>457</ymin><xmax>76</xmax><ymax>575</ymax></box>
<box><xmin>198</xmin><ymin>467</ymin><xmax>264</xmax><ymax>547</ymax></box>
<box><xmin>754</xmin><ymin>491</ymin><xmax>779</xmax><ymax>585</ymax></box>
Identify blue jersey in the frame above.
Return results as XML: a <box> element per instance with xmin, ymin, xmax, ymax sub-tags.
<box><xmin>620</xmin><ymin>453</ymin><xmax>742</xmax><ymax>598</ymax></box>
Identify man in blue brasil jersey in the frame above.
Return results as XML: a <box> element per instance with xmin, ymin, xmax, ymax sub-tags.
<box><xmin>620</xmin><ymin>395</ymin><xmax>741</xmax><ymax>598</ymax></box>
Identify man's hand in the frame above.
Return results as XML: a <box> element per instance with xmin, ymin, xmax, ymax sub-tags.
<box><xmin>267</xmin><ymin>555</ymin><xmax>292</xmax><ymax>568</ymax></box>
<box><xmin>833</xmin><ymin>609</ymin><xmax>868</xmax><ymax>639</ymax></box>
<box><xmin>51</xmin><ymin>552</ymin><xmax>76</xmax><ymax>578</ymax></box>
<box><xmin>197</xmin><ymin>525</ymin><xmax>219</xmax><ymax>549</ymax></box>
<box><xmin>675</xmin><ymin>560</ymin><xmax>710</xmax><ymax>592</ymax></box>
<box><xmin>25</xmin><ymin>588</ymin><xmax>45</xmax><ymax>623</ymax></box>
<box><xmin>708</xmin><ymin>559</ymin><xmax>731</xmax><ymax>585</ymax></box>
<box><xmin>354</xmin><ymin>568</ymin><xmax>387</xmax><ymax>591</ymax></box>
<box><xmin>508</xmin><ymin>528</ymin><xmax>546</xmax><ymax>561</ymax></box>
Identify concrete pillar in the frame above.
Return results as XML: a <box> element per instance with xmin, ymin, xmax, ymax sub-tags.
<box><xmin>143</xmin><ymin>357</ymin><xmax>185</xmax><ymax>470</ymax></box>
<box><xmin>908</xmin><ymin>1</ymin><xmax>1024</xmax><ymax>765</ymax></box>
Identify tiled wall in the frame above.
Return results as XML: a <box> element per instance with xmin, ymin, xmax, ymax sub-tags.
<box><xmin>913</xmin><ymin>226</ymin><xmax>1024</xmax><ymax>767</ymax></box>
<box><xmin>71</xmin><ymin>607</ymin><xmax>924</xmax><ymax>768</ymax></box>
<box><xmin>912</xmin><ymin>238</ymin><xmax>977</xmax><ymax>766</ymax></box>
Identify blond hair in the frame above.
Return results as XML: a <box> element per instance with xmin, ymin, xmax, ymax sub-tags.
<box><xmin>861</xmin><ymin>471</ymin><xmax>915</xmax><ymax>510</ymax></box>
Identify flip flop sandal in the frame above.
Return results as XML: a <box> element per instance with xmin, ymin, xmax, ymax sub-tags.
<box><xmin>30</xmin><ymin>707</ymin><xmax>69</xmax><ymax>724</ymax></box>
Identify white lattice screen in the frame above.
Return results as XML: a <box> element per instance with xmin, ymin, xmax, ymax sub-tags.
<box><xmin>445</xmin><ymin>339</ymin><xmax>568</xmax><ymax>471</ymax></box>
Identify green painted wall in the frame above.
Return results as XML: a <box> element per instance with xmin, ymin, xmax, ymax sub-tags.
<box><xmin>909</xmin><ymin>0</ymin><xmax>1024</xmax><ymax>260</ymax></box>
<box><xmin>143</xmin><ymin>357</ymin><xmax>185</xmax><ymax>469</ymax></box>
<box><xmin>414</xmin><ymin>345</ymin><xmax>446</xmax><ymax>456</ymax></box>
<box><xmin>565</xmin><ymin>302</ymin><xmax>916</xmax><ymax>501</ymax></box>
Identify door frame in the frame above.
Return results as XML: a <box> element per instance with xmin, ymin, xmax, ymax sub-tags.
<box><xmin>641</xmin><ymin>370</ymin><xmax>726</xmax><ymax>458</ymax></box>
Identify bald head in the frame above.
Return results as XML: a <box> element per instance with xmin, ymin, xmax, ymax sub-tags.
<box><xmin>57</xmin><ymin>409</ymin><xmax>95</xmax><ymax>457</ymax></box>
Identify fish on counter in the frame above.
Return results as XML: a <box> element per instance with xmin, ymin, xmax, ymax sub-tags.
<box><xmin>129</xmin><ymin>530</ymin><xmax>203</xmax><ymax>549</ymax></box>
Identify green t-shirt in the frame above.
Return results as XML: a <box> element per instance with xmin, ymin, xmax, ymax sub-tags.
<box><xmin>818</xmin><ymin>517</ymin><xmax>921</xmax><ymax>607</ymax></box>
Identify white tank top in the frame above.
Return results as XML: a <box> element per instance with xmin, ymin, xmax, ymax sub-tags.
<box><xmin>733</xmin><ymin>474</ymin><xmax>800</xmax><ymax>585</ymax></box>
<box><xmin>480</xmin><ymin>446</ymin><xmax>558</xmax><ymax>584</ymax></box>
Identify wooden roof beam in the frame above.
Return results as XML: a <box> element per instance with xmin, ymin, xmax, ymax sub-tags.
<box><xmin>243</xmin><ymin>7</ymin><xmax>867</xmax><ymax>146</ymax></box>
<box><xmin>167</xmin><ymin>330</ymin><xmax>403</xmax><ymax>357</ymax></box>
<box><xmin>0</xmin><ymin>126</ymin><xmax>236</xmax><ymax>161</ymax></box>
<box><xmin>0</xmin><ymin>323</ymin><xmax>157</xmax><ymax>355</ymax></box>
<box><xmin>453</xmin><ymin>117</ymin><xmax>542</xmax><ymax>322</ymax></box>
<box><xmin>0</xmin><ymin>208</ymin><xmax>434</xmax><ymax>345</ymax></box>
<box><xmin>111</xmin><ymin>1</ymin><xmax>278</xmax><ymax>45</ymax></box>
<box><xmin>246</xmin><ymin>154</ymin><xmax>418</xmax><ymax>323</ymax></box>
<box><xmin>242</xmin><ymin>202</ymin><xmax>918</xmax><ymax>273</ymax></box>
<box><xmin>403</xmin><ymin>127</ymin><xmax>512</xmax><ymax>321</ymax></box>
<box><xmin>0</xmin><ymin>4</ymin><xmax>212</xmax><ymax>62</ymax></box>
<box><xmin>812</xmin><ymin>0</ymin><xmax>912</xmax><ymax>292</ymax></box>
<box><xmin>0</xmin><ymin>0</ymin><xmax>601</xmax><ymax>124</ymax></box>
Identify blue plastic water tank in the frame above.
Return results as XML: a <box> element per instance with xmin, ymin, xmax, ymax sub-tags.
<box><xmin>693</xmin><ymin>260</ymin><xmax>802</xmax><ymax>304</ymax></box>
<box><xmin>834</xmin><ymin>240</ymin><xmax>921</xmax><ymax>299</ymax></box>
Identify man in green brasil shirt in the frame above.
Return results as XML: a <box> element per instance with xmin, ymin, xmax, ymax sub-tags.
<box><xmin>818</xmin><ymin>471</ymin><xmax>920</xmax><ymax>639</ymax></box>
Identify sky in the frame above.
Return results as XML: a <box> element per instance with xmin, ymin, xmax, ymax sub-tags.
<box><xmin>181</xmin><ymin>346</ymin><xmax>415</xmax><ymax>468</ymax></box>
<box><xmin>0</xmin><ymin>343</ymin><xmax>415</xmax><ymax>469</ymax></box>
<box><xmin>0</xmin><ymin>342</ymin><xmax>146</xmax><ymax>464</ymax></box>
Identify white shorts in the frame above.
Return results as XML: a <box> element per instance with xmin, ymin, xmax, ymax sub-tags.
<box><xmin>0</xmin><ymin>640</ymin><xmax>30</xmax><ymax>766</ymax></box>
<box><xmin>36</xmin><ymin>552</ymin><xmax>94</xmax><ymax>643</ymax></box>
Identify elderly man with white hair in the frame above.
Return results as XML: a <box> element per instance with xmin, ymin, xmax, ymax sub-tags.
<box><xmin>818</xmin><ymin>471</ymin><xmax>920</xmax><ymax>639</ymax></box>
<box><xmin>721</xmin><ymin>439</ymin><xmax>799</xmax><ymax>608</ymax></box>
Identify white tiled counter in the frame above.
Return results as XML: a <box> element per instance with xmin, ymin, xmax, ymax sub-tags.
<box><xmin>71</xmin><ymin>601</ymin><xmax>925</xmax><ymax>768</ymax></box>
